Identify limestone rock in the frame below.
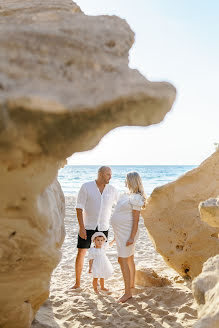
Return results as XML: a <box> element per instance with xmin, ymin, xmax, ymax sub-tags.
<box><xmin>199</xmin><ymin>197</ymin><xmax>219</xmax><ymax>228</ymax></box>
<box><xmin>192</xmin><ymin>255</ymin><xmax>219</xmax><ymax>328</ymax></box>
<box><xmin>0</xmin><ymin>1</ymin><xmax>176</xmax><ymax>327</ymax></box>
<box><xmin>0</xmin><ymin>0</ymin><xmax>176</xmax><ymax>167</ymax></box>
<box><xmin>135</xmin><ymin>267</ymin><xmax>171</xmax><ymax>287</ymax></box>
<box><xmin>0</xmin><ymin>177</ymin><xmax>65</xmax><ymax>328</ymax></box>
<box><xmin>142</xmin><ymin>149</ymin><xmax>219</xmax><ymax>279</ymax></box>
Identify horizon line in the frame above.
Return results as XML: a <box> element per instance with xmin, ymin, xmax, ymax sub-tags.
<box><xmin>65</xmin><ymin>164</ymin><xmax>198</xmax><ymax>166</ymax></box>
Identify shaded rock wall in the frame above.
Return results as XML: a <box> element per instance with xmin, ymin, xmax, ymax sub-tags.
<box><xmin>142</xmin><ymin>149</ymin><xmax>219</xmax><ymax>279</ymax></box>
<box><xmin>192</xmin><ymin>198</ymin><xmax>219</xmax><ymax>328</ymax></box>
<box><xmin>0</xmin><ymin>0</ymin><xmax>176</xmax><ymax>327</ymax></box>
<box><xmin>199</xmin><ymin>197</ymin><xmax>219</xmax><ymax>228</ymax></box>
<box><xmin>192</xmin><ymin>255</ymin><xmax>219</xmax><ymax>328</ymax></box>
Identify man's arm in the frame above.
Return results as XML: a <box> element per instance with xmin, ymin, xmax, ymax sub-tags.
<box><xmin>76</xmin><ymin>184</ymin><xmax>87</xmax><ymax>240</ymax></box>
<box><xmin>76</xmin><ymin>208</ymin><xmax>87</xmax><ymax>240</ymax></box>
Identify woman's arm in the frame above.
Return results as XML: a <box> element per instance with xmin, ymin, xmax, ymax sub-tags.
<box><xmin>126</xmin><ymin>210</ymin><xmax>140</xmax><ymax>246</ymax></box>
<box><xmin>89</xmin><ymin>259</ymin><xmax>93</xmax><ymax>273</ymax></box>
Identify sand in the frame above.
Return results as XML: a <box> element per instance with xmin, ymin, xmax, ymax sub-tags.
<box><xmin>31</xmin><ymin>196</ymin><xmax>198</xmax><ymax>328</ymax></box>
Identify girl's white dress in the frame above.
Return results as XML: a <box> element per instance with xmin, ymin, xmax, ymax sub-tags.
<box><xmin>88</xmin><ymin>244</ymin><xmax>114</xmax><ymax>279</ymax></box>
<box><xmin>111</xmin><ymin>193</ymin><xmax>144</xmax><ymax>258</ymax></box>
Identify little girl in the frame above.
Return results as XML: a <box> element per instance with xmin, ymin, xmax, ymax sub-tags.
<box><xmin>88</xmin><ymin>232</ymin><xmax>114</xmax><ymax>294</ymax></box>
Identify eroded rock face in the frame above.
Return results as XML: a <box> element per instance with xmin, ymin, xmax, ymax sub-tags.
<box><xmin>0</xmin><ymin>0</ymin><xmax>176</xmax><ymax>167</ymax></box>
<box><xmin>135</xmin><ymin>267</ymin><xmax>171</xmax><ymax>287</ymax></box>
<box><xmin>192</xmin><ymin>255</ymin><xmax>219</xmax><ymax>328</ymax></box>
<box><xmin>0</xmin><ymin>172</ymin><xmax>65</xmax><ymax>328</ymax></box>
<box><xmin>199</xmin><ymin>197</ymin><xmax>219</xmax><ymax>228</ymax></box>
<box><xmin>0</xmin><ymin>0</ymin><xmax>176</xmax><ymax>327</ymax></box>
<box><xmin>142</xmin><ymin>149</ymin><xmax>219</xmax><ymax>279</ymax></box>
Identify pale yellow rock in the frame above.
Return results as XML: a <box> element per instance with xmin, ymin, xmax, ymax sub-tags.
<box><xmin>199</xmin><ymin>197</ymin><xmax>219</xmax><ymax>228</ymax></box>
<box><xmin>192</xmin><ymin>255</ymin><xmax>219</xmax><ymax>328</ymax></box>
<box><xmin>0</xmin><ymin>1</ymin><xmax>176</xmax><ymax>327</ymax></box>
<box><xmin>142</xmin><ymin>149</ymin><xmax>219</xmax><ymax>279</ymax></box>
<box><xmin>0</xmin><ymin>171</ymin><xmax>65</xmax><ymax>328</ymax></box>
<box><xmin>135</xmin><ymin>267</ymin><xmax>171</xmax><ymax>287</ymax></box>
<box><xmin>0</xmin><ymin>0</ymin><xmax>176</xmax><ymax>167</ymax></box>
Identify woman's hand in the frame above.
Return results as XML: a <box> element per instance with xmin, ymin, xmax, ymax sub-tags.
<box><xmin>126</xmin><ymin>237</ymin><xmax>134</xmax><ymax>246</ymax></box>
<box><xmin>79</xmin><ymin>227</ymin><xmax>87</xmax><ymax>240</ymax></box>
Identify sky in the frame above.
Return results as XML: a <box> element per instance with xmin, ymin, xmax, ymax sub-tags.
<box><xmin>69</xmin><ymin>0</ymin><xmax>219</xmax><ymax>165</ymax></box>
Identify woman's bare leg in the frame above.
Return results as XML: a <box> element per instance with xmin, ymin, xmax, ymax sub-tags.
<box><xmin>127</xmin><ymin>255</ymin><xmax>135</xmax><ymax>288</ymax></box>
<box><xmin>93</xmin><ymin>278</ymin><xmax>99</xmax><ymax>294</ymax></box>
<box><xmin>100</xmin><ymin>278</ymin><xmax>109</xmax><ymax>291</ymax></box>
<box><xmin>118</xmin><ymin>257</ymin><xmax>132</xmax><ymax>302</ymax></box>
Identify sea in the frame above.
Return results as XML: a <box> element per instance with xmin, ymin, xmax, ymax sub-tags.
<box><xmin>58</xmin><ymin>165</ymin><xmax>196</xmax><ymax>196</ymax></box>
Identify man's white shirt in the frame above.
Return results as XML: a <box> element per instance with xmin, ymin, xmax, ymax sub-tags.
<box><xmin>76</xmin><ymin>181</ymin><xmax>118</xmax><ymax>231</ymax></box>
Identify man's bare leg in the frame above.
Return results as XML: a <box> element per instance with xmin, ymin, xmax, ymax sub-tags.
<box><xmin>71</xmin><ymin>248</ymin><xmax>87</xmax><ymax>289</ymax></box>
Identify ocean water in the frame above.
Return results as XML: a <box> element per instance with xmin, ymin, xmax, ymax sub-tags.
<box><xmin>58</xmin><ymin>165</ymin><xmax>196</xmax><ymax>196</ymax></box>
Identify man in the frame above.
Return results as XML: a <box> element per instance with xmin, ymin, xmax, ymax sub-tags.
<box><xmin>72</xmin><ymin>166</ymin><xmax>118</xmax><ymax>289</ymax></box>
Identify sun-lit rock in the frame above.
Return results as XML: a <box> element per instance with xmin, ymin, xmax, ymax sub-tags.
<box><xmin>135</xmin><ymin>267</ymin><xmax>171</xmax><ymax>287</ymax></box>
<box><xmin>0</xmin><ymin>0</ymin><xmax>176</xmax><ymax>167</ymax></box>
<box><xmin>142</xmin><ymin>149</ymin><xmax>219</xmax><ymax>279</ymax></box>
<box><xmin>199</xmin><ymin>197</ymin><xmax>219</xmax><ymax>228</ymax></box>
<box><xmin>192</xmin><ymin>255</ymin><xmax>219</xmax><ymax>328</ymax></box>
<box><xmin>0</xmin><ymin>0</ymin><xmax>176</xmax><ymax>327</ymax></box>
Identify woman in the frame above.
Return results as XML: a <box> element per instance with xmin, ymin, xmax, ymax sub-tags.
<box><xmin>111</xmin><ymin>171</ymin><xmax>146</xmax><ymax>303</ymax></box>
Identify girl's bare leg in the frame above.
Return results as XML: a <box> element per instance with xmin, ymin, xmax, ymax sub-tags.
<box><xmin>93</xmin><ymin>278</ymin><xmax>99</xmax><ymax>294</ymax></box>
<box><xmin>118</xmin><ymin>257</ymin><xmax>132</xmax><ymax>303</ymax></box>
<box><xmin>127</xmin><ymin>255</ymin><xmax>135</xmax><ymax>288</ymax></box>
<box><xmin>100</xmin><ymin>278</ymin><xmax>109</xmax><ymax>291</ymax></box>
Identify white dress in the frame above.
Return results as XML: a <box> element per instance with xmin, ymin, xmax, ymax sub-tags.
<box><xmin>88</xmin><ymin>244</ymin><xmax>114</xmax><ymax>279</ymax></box>
<box><xmin>111</xmin><ymin>193</ymin><xmax>144</xmax><ymax>258</ymax></box>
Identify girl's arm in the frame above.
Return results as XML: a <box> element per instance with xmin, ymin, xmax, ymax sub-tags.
<box><xmin>89</xmin><ymin>259</ymin><xmax>93</xmax><ymax>273</ymax></box>
<box><xmin>126</xmin><ymin>210</ymin><xmax>140</xmax><ymax>246</ymax></box>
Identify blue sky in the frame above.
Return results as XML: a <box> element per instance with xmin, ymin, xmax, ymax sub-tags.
<box><xmin>69</xmin><ymin>0</ymin><xmax>219</xmax><ymax>165</ymax></box>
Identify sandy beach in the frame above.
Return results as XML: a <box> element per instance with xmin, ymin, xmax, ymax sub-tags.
<box><xmin>32</xmin><ymin>196</ymin><xmax>198</xmax><ymax>328</ymax></box>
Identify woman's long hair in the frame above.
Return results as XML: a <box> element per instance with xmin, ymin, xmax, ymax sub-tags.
<box><xmin>126</xmin><ymin>171</ymin><xmax>147</xmax><ymax>209</ymax></box>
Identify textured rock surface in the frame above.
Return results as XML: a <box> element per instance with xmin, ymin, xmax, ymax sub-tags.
<box><xmin>0</xmin><ymin>0</ymin><xmax>176</xmax><ymax>327</ymax></box>
<box><xmin>0</xmin><ymin>0</ymin><xmax>176</xmax><ymax>167</ymax></box>
<box><xmin>142</xmin><ymin>149</ymin><xmax>219</xmax><ymax>279</ymax></box>
<box><xmin>199</xmin><ymin>197</ymin><xmax>219</xmax><ymax>228</ymax></box>
<box><xmin>0</xmin><ymin>174</ymin><xmax>65</xmax><ymax>328</ymax></box>
<box><xmin>135</xmin><ymin>267</ymin><xmax>171</xmax><ymax>287</ymax></box>
<box><xmin>192</xmin><ymin>255</ymin><xmax>219</xmax><ymax>328</ymax></box>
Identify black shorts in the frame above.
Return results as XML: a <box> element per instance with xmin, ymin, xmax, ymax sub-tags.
<box><xmin>77</xmin><ymin>228</ymin><xmax>108</xmax><ymax>249</ymax></box>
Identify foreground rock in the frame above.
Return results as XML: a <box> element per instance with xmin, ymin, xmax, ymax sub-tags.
<box><xmin>0</xmin><ymin>0</ymin><xmax>176</xmax><ymax>327</ymax></box>
<box><xmin>0</xmin><ymin>0</ymin><xmax>176</xmax><ymax>167</ymax></box>
<box><xmin>142</xmin><ymin>149</ymin><xmax>219</xmax><ymax>279</ymax></box>
<box><xmin>192</xmin><ymin>199</ymin><xmax>219</xmax><ymax>328</ymax></box>
<box><xmin>199</xmin><ymin>197</ymin><xmax>219</xmax><ymax>228</ymax></box>
<box><xmin>192</xmin><ymin>255</ymin><xmax>219</xmax><ymax>328</ymax></box>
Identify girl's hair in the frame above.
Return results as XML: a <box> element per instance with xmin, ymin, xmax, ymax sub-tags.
<box><xmin>126</xmin><ymin>171</ymin><xmax>147</xmax><ymax>209</ymax></box>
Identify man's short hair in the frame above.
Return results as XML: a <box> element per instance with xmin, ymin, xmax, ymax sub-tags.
<box><xmin>98</xmin><ymin>166</ymin><xmax>111</xmax><ymax>174</ymax></box>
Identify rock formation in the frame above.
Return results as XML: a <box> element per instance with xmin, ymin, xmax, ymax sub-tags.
<box><xmin>192</xmin><ymin>197</ymin><xmax>219</xmax><ymax>328</ymax></box>
<box><xmin>142</xmin><ymin>149</ymin><xmax>219</xmax><ymax>279</ymax></box>
<box><xmin>0</xmin><ymin>0</ymin><xmax>176</xmax><ymax>327</ymax></box>
<box><xmin>192</xmin><ymin>255</ymin><xmax>219</xmax><ymax>328</ymax></box>
<box><xmin>199</xmin><ymin>197</ymin><xmax>219</xmax><ymax>228</ymax></box>
<box><xmin>135</xmin><ymin>267</ymin><xmax>171</xmax><ymax>287</ymax></box>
